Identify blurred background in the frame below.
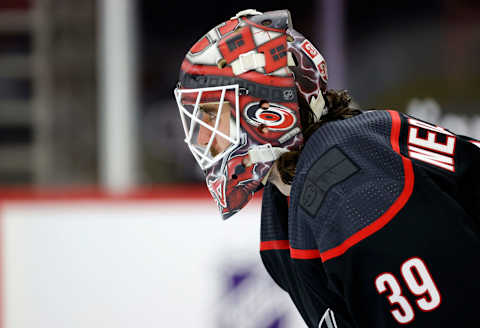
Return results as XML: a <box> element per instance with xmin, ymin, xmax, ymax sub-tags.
<box><xmin>0</xmin><ymin>0</ymin><xmax>479</xmax><ymax>188</ymax></box>
<box><xmin>0</xmin><ymin>1</ymin><xmax>479</xmax><ymax>327</ymax></box>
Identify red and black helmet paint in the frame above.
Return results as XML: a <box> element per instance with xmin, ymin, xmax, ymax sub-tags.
<box><xmin>175</xmin><ymin>9</ymin><xmax>327</xmax><ymax>219</ymax></box>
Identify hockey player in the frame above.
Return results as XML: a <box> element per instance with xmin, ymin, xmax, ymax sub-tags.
<box><xmin>174</xmin><ymin>9</ymin><xmax>480</xmax><ymax>327</ymax></box>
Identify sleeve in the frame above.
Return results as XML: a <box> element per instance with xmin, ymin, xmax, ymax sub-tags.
<box><xmin>261</xmin><ymin>183</ymin><xmax>353</xmax><ymax>328</ymax></box>
<box><xmin>259</xmin><ymin>183</ymin><xmax>292</xmax><ymax>293</ymax></box>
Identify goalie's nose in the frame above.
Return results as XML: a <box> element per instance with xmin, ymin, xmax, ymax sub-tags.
<box><xmin>197</xmin><ymin>123</ymin><xmax>213</xmax><ymax>147</ymax></box>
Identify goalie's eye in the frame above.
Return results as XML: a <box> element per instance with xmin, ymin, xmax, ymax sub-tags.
<box><xmin>199</xmin><ymin>106</ymin><xmax>218</xmax><ymax>121</ymax></box>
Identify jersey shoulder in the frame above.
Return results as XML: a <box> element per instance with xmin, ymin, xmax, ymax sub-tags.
<box><xmin>290</xmin><ymin>110</ymin><xmax>408</xmax><ymax>259</ymax></box>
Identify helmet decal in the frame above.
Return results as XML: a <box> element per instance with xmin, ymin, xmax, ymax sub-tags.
<box><xmin>218</xmin><ymin>27</ymin><xmax>256</xmax><ymax>64</ymax></box>
<box><xmin>244</xmin><ymin>102</ymin><xmax>297</xmax><ymax>131</ymax></box>
<box><xmin>287</xmin><ymin>28</ymin><xmax>328</xmax><ymax>108</ymax></box>
<box><xmin>299</xmin><ymin>40</ymin><xmax>328</xmax><ymax>83</ymax></box>
<box><xmin>190</xmin><ymin>35</ymin><xmax>212</xmax><ymax>55</ymax></box>
<box><xmin>205</xmin><ymin>133</ymin><xmax>272</xmax><ymax>219</ymax></box>
<box><xmin>207</xmin><ymin>175</ymin><xmax>227</xmax><ymax>208</ymax></box>
<box><xmin>217</xmin><ymin>19</ymin><xmax>240</xmax><ymax>37</ymax></box>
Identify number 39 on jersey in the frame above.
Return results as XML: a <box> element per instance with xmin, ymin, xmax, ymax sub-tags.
<box><xmin>375</xmin><ymin>257</ymin><xmax>442</xmax><ymax>324</ymax></box>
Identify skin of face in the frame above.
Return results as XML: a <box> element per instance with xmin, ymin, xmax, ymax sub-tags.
<box><xmin>196</xmin><ymin>102</ymin><xmax>232</xmax><ymax>156</ymax></box>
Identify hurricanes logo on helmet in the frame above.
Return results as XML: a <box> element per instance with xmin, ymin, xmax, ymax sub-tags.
<box><xmin>244</xmin><ymin>102</ymin><xmax>297</xmax><ymax>131</ymax></box>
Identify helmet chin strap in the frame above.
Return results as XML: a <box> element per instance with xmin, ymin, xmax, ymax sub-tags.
<box><xmin>309</xmin><ymin>93</ymin><xmax>327</xmax><ymax>122</ymax></box>
<box><xmin>248</xmin><ymin>143</ymin><xmax>289</xmax><ymax>164</ymax></box>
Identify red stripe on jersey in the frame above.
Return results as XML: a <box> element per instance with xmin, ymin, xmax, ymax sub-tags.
<box><xmin>260</xmin><ymin>240</ymin><xmax>321</xmax><ymax>260</ymax></box>
<box><xmin>389</xmin><ymin>109</ymin><xmax>401</xmax><ymax>153</ymax></box>
<box><xmin>290</xmin><ymin>247</ymin><xmax>321</xmax><ymax>259</ymax></box>
<box><xmin>260</xmin><ymin>240</ymin><xmax>289</xmax><ymax>251</ymax></box>
<box><xmin>319</xmin><ymin>110</ymin><xmax>415</xmax><ymax>262</ymax></box>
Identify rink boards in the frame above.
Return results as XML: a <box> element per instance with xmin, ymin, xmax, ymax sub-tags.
<box><xmin>0</xmin><ymin>189</ymin><xmax>304</xmax><ymax>328</ymax></box>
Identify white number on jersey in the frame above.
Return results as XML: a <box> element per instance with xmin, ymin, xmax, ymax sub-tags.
<box><xmin>375</xmin><ymin>273</ymin><xmax>415</xmax><ymax>324</ymax></box>
<box><xmin>375</xmin><ymin>257</ymin><xmax>441</xmax><ymax>324</ymax></box>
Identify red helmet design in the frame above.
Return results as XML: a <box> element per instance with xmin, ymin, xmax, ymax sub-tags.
<box><xmin>174</xmin><ymin>9</ymin><xmax>328</xmax><ymax>219</ymax></box>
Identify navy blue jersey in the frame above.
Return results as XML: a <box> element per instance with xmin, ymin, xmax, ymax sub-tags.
<box><xmin>260</xmin><ymin>110</ymin><xmax>480</xmax><ymax>327</ymax></box>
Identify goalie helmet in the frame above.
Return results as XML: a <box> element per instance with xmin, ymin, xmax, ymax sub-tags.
<box><xmin>174</xmin><ymin>9</ymin><xmax>328</xmax><ymax>219</ymax></box>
